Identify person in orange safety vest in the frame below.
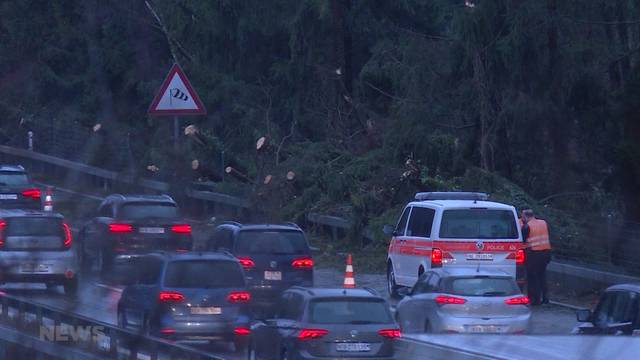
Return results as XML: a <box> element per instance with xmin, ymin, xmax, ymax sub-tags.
<box><xmin>519</xmin><ymin>209</ymin><xmax>552</xmax><ymax>305</ymax></box>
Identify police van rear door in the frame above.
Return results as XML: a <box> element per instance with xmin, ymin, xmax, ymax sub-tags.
<box><xmin>434</xmin><ymin>207</ymin><xmax>522</xmax><ymax>276</ymax></box>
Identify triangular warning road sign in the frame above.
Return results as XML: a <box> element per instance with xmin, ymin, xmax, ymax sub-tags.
<box><xmin>148</xmin><ymin>64</ymin><xmax>206</xmax><ymax>115</ymax></box>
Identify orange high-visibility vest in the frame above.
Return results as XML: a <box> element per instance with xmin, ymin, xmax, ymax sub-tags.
<box><xmin>524</xmin><ymin>218</ymin><xmax>551</xmax><ymax>251</ymax></box>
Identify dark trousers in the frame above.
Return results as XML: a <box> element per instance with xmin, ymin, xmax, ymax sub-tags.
<box><xmin>525</xmin><ymin>249</ymin><xmax>551</xmax><ymax>304</ymax></box>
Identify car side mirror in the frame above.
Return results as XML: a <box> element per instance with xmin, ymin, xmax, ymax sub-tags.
<box><xmin>396</xmin><ymin>287</ymin><xmax>410</xmax><ymax>298</ymax></box>
<box><xmin>576</xmin><ymin>309</ymin><xmax>592</xmax><ymax>322</ymax></box>
<box><xmin>383</xmin><ymin>224</ymin><xmax>396</xmax><ymax>236</ymax></box>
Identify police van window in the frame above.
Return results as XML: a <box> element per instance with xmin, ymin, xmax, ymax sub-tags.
<box><xmin>407</xmin><ymin>207</ymin><xmax>435</xmax><ymax>238</ymax></box>
<box><xmin>439</xmin><ymin>209</ymin><xmax>518</xmax><ymax>239</ymax></box>
<box><xmin>395</xmin><ymin>207</ymin><xmax>411</xmax><ymax>236</ymax></box>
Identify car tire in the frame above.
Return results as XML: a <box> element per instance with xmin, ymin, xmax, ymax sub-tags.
<box><xmin>63</xmin><ymin>277</ymin><xmax>78</xmax><ymax>296</ymax></box>
<box><xmin>387</xmin><ymin>263</ymin><xmax>401</xmax><ymax>299</ymax></box>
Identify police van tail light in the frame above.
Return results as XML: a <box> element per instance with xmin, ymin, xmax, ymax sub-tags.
<box><xmin>505</xmin><ymin>296</ymin><xmax>529</xmax><ymax>305</ymax></box>
<box><xmin>507</xmin><ymin>249</ymin><xmax>525</xmax><ymax>265</ymax></box>
<box><xmin>435</xmin><ymin>295</ymin><xmax>466</xmax><ymax>305</ymax></box>
<box><xmin>431</xmin><ymin>248</ymin><xmax>453</xmax><ymax>268</ymax></box>
<box><xmin>0</xmin><ymin>219</ymin><xmax>5</xmax><ymax>248</ymax></box>
<box><xmin>62</xmin><ymin>223</ymin><xmax>72</xmax><ymax>248</ymax></box>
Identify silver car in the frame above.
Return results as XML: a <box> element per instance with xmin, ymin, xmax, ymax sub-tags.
<box><xmin>0</xmin><ymin>209</ymin><xmax>78</xmax><ymax>295</ymax></box>
<box><xmin>395</xmin><ymin>268</ymin><xmax>530</xmax><ymax>334</ymax></box>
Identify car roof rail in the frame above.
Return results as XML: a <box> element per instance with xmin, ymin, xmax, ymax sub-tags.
<box><xmin>362</xmin><ymin>287</ymin><xmax>381</xmax><ymax>297</ymax></box>
<box><xmin>289</xmin><ymin>286</ymin><xmax>315</xmax><ymax>296</ymax></box>
<box><xmin>414</xmin><ymin>192</ymin><xmax>489</xmax><ymax>201</ymax></box>
<box><xmin>282</xmin><ymin>222</ymin><xmax>301</xmax><ymax>229</ymax></box>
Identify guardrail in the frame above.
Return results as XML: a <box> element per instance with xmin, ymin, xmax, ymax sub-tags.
<box><xmin>0</xmin><ymin>292</ymin><xmax>222</xmax><ymax>359</ymax></box>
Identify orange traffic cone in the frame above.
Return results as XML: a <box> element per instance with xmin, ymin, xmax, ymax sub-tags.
<box><xmin>44</xmin><ymin>186</ymin><xmax>53</xmax><ymax>211</ymax></box>
<box><xmin>343</xmin><ymin>253</ymin><xmax>355</xmax><ymax>288</ymax></box>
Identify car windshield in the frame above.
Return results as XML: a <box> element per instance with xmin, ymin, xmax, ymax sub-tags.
<box><xmin>308</xmin><ymin>298</ymin><xmax>391</xmax><ymax>324</ymax></box>
<box><xmin>0</xmin><ymin>171</ymin><xmax>29</xmax><ymax>186</ymax></box>
<box><xmin>119</xmin><ymin>202</ymin><xmax>178</xmax><ymax>219</ymax></box>
<box><xmin>235</xmin><ymin>230</ymin><xmax>308</xmax><ymax>254</ymax></box>
<box><xmin>439</xmin><ymin>209</ymin><xmax>518</xmax><ymax>239</ymax></box>
<box><xmin>444</xmin><ymin>276</ymin><xmax>520</xmax><ymax>297</ymax></box>
<box><xmin>5</xmin><ymin>217</ymin><xmax>62</xmax><ymax>236</ymax></box>
<box><xmin>163</xmin><ymin>260</ymin><xmax>244</xmax><ymax>288</ymax></box>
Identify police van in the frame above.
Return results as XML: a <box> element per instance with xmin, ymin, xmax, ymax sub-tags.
<box><xmin>384</xmin><ymin>192</ymin><xmax>524</xmax><ymax>297</ymax></box>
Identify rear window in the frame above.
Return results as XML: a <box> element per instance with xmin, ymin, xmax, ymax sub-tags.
<box><xmin>309</xmin><ymin>298</ymin><xmax>392</xmax><ymax>324</ymax></box>
<box><xmin>444</xmin><ymin>276</ymin><xmax>520</xmax><ymax>297</ymax></box>
<box><xmin>163</xmin><ymin>260</ymin><xmax>245</xmax><ymax>288</ymax></box>
<box><xmin>439</xmin><ymin>209</ymin><xmax>518</xmax><ymax>239</ymax></box>
<box><xmin>119</xmin><ymin>202</ymin><xmax>178</xmax><ymax>219</ymax></box>
<box><xmin>0</xmin><ymin>171</ymin><xmax>29</xmax><ymax>186</ymax></box>
<box><xmin>235</xmin><ymin>230</ymin><xmax>308</xmax><ymax>254</ymax></box>
<box><xmin>5</xmin><ymin>217</ymin><xmax>62</xmax><ymax>236</ymax></box>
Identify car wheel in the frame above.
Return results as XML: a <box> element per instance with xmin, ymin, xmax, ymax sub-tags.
<box><xmin>387</xmin><ymin>263</ymin><xmax>400</xmax><ymax>299</ymax></box>
<box><xmin>63</xmin><ymin>277</ymin><xmax>78</xmax><ymax>296</ymax></box>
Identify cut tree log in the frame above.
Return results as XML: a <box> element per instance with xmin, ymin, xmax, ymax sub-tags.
<box><xmin>286</xmin><ymin>171</ymin><xmax>295</xmax><ymax>181</ymax></box>
<box><xmin>256</xmin><ymin>136</ymin><xmax>269</xmax><ymax>151</ymax></box>
<box><xmin>264</xmin><ymin>174</ymin><xmax>273</xmax><ymax>185</ymax></box>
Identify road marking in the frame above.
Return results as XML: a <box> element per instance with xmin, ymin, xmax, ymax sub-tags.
<box><xmin>95</xmin><ymin>283</ymin><xmax>124</xmax><ymax>293</ymax></box>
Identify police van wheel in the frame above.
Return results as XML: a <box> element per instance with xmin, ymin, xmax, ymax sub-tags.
<box><xmin>387</xmin><ymin>263</ymin><xmax>400</xmax><ymax>299</ymax></box>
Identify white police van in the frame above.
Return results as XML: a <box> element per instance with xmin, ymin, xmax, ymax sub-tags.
<box><xmin>384</xmin><ymin>192</ymin><xmax>524</xmax><ymax>297</ymax></box>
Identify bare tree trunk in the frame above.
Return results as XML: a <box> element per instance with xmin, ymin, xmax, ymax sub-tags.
<box><xmin>472</xmin><ymin>50</ymin><xmax>494</xmax><ymax>171</ymax></box>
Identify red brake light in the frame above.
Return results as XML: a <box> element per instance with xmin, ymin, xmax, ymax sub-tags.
<box><xmin>505</xmin><ymin>296</ymin><xmax>530</xmax><ymax>305</ymax></box>
<box><xmin>507</xmin><ymin>249</ymin><xmax>525</xmax><ymax>265</ymax></box>
<box><xmin>378</xmin><ymin>328</ymin><xmax>401</xmax><ymax>338</ymax></box>
<box><xmin>158</xmin><ymin>291</ymin><xmax>184</xmax><ymax>303</ymax></box>
<box><xmin>435</xmin><ymin>295</ymin><xmax>467</xmax><ymax>305</ymax></box>
<box><xmin>227</xmin><ymin>291</ymin><xmax>251</xmax><ymax>303</ymax></box>
<box><xmin>109</xmin><ymin>223</ymin><xmax>132</xmax><ymax>233</ymax></box>
<box><xmin>431</xmin><ymin>248</ymin><xmax>442</xmax><ymax>267</ymax></box>
<box><xmin>170</xmin><ymin>224</ymin><xmax>191</xmax><ymax>234</ymax></box>
<box><xmin>159</xmin><ymin>328</ymin><xmax>175</xmax><ymax>334</ymax></box>
<box><xmin>237</xmin><ymin>257</ymin><xmax>255</xmax><ymax>269</ymax></box>
<box><xmin>297</xmin><ymin>328</ymin><xmax>328</xmax><ymax>340</ymax></box>
<box><xmin>0</xmin><ymin>220</ymin><xmax>5</xmax><ymax>248</ymax></box>
<box><xmin>291</xmin><ymin>257</ymin><xmax>313</xmax><ymax>268</ymax></box>
<box><xmin>62</xmin><ymin>223</ymin><xmax>72</xmax><ymax>248</ymax></box>
<box><xmin>234</xmin><ymin>326</ymin><xmax>251</xmax><ymax>335</ymax></box>
<box><xmin>22</xmin><ymin>188</ymin><xmax>41</xmax><ymax>199</ymax></box>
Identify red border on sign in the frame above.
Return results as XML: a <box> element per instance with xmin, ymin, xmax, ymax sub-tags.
<box><xmin>148</xmin><ymin>63</ymin><xmax>207</xmax><ymax>116</ymax></box>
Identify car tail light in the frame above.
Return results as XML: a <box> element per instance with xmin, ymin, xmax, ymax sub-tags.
<box><xmin>109</xmin><ymin>223</ymin><xmax>132</xmax><ymax>233</ymax></box>
<box><xmin>297</xmin><ymin>328</ymin><xmax>328</xmax><ymax>340</ymax></box>
<box><xmin>159</xmin><ymin>328</ymin><xmax>175</xmax><ymax>334</ymax></box>
<box><xmin>158</xmin><ymin>291</ymin><xmax>184</xmax><ymax>303</ymax></box>
<box><xmin>378</xmin><ymin>328</ymin><xmax>401</xmax><ymax>338</ymax></box>
<box><xmin>234</xmin><ymin>326</ymin><xmax>251</xmax><ymax>335</ymax></box>
<box><xmin>291</xmin><ymin>257</ymin><xmax>313</xmax><ymax>268</ymax></box>
<box><xmin>0</xmin><ymin>220</ymin><xmax>5</xmax><ymax>248</ymax></box>
<box><xmin>227</xmin><ymin>291</ymin><xmax>251</xmax><ymax>303</ymax></box>
<box><xmin>62</xmin><ymin>223</ymin><xmax>72</xmax><ymax>248</ymax></box>
<box><xmin>431</xmin><ymin>248</ymin><xmax>452</xmax><ymax>267</ymax></box>
<box><xmin>435</xmin><ymin>295</ymin><xmax>467</xmax><ymax>305</ymax></box>
<box><xmin>237</xmin><ymin>257</ymin><xmax>255</xmax><ymax>269</ymax></box>
<box><xmin>170</xmin><ymin>224</ymin><xmax>191</xmax><ymax>234</ymax></box>
<box><xmin>21</xmin><ymin>188</ymin><xmax>41</xmax><ymax>199</ymax></box>
<box><xmin>507</xmin><ymin>249</ymin><xmax>525</xmax><ymax>265</ymax></box>
<box><xmin>505</xmin><ymin>296</ymin><xmax>530</xmax><ymax>305</ymax></box>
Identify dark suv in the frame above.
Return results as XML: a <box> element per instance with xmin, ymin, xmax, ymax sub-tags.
<box><xmin>249</xmin><ymin>287</ymin><xmax>399</xmax><ymax>360</ymax></box>
<box><xmin>575</xmin><ymin>283</ymin><xmax>640</xmax><ymax>335</ymax></box>
<box><xmin>78</xmin><ymin>194</ymin><xmax>193</xmax><ymax>277</ymax></box>
<box><xmin>0</xmin><ymin>165</ymin><xmax>42</xmax><ymax>210</ymax></box>
<box><xmin>117</xmin><ymin>252</ymin><xmax>251</xmax><ymax>351</ymax></box>
<box><xmin>206</xmin><ymin>222</ymin><xmax>314</xmax><ymax>309</ymax></box>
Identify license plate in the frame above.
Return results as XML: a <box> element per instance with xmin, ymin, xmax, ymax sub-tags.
<box><xmin>0</xmin><ymin>194</ymin><xmax>17</xmax><ymax>200</ymax></box>
<box><xmin>21</xmin><ymin>264</ymin><xmax>49</xmax><ymax>273</ymax></box>
<box><xmin>467</xmin><ymin>325</ymin><xmax>504</xmax><ymax>333</ymax></box>
<box><xmin>466</xmin><ymin>253</ymin><xmax>494</xmax><ymax>261</ymax></box>
<box><xmin>336</xmin><ymin>343</ymin><xmax>371</xmax><ymax>352</ymax></box>
<box><xmin>264</xmin><ymin>271</ymin><xmax>282</xmax><ymax>280</ymax></box>
<box><xmin>190</xmin><ymin>307</ymin><xmax>222</xmax><ymax>315</ymax></box>
<box><xmin>139</xmin><ymin>227</ymin><xmax>165</xmax><ymax>234</ymax></box>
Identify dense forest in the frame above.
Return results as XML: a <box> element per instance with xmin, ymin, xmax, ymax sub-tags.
<box><xmin>2</xmin><ymin>1</ymin><xmax>640</xmax><ymax>262</ymax></box>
